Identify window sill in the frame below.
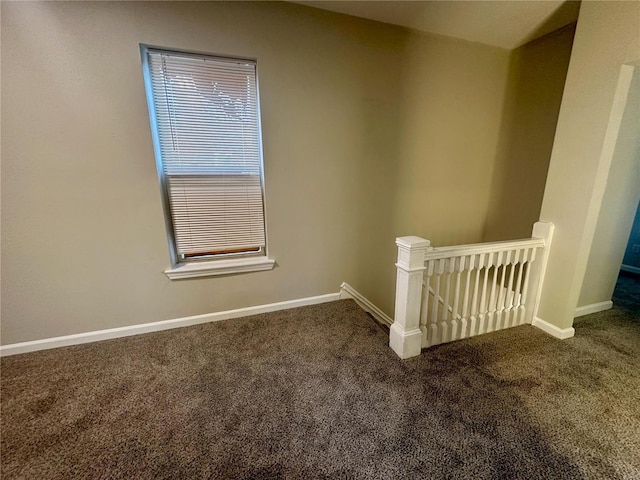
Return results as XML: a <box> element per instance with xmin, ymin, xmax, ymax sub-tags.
<box><xmin>164</xmin><ymin>256</ymin><xmax>275</xmax><ymax>280</ymax></box>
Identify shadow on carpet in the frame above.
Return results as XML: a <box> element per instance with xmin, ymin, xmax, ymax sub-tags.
<box><xmin>2</xmin><ymin>297</ymin><xmax>639</xmax><ymax>479</ymax></box>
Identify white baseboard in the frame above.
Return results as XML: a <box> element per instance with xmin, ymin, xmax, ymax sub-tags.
<box><xmin>0</xmin><ymin>292</ymin><xmax>341</xmax><ymax>357</ymax></box>
<box><xmin>574</xmin><ymin>300</ymin><xmax>613</xmax><ymax>318</ymax></box>
<box><xmin>339</xmin><ymin>282</ymin><xmax>393</xmax><ymax>326</ymax></box>
<box><xmin>621</xmin><ymin>264</ymin><xmax>640</xmax><ymax>275</ymax></box>
<box><xmin>532</xmin><ymin>316</ymin><xmax>575</xmax><ymax>340</ymax></box>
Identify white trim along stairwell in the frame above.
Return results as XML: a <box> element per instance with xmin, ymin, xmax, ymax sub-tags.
<box><xmin>0</xmin><ymin>292</ymin><xmax>340</xmax><ymax>357</ymax></box>
<box><xmin>0</xmin><ymin>281</ymin><xmax>577</xmax><ymax>358</ymax></box>
<box><xmin>0</xmin><ymin>283</ymin><xmax>386</xmax><ymax>357</ymax></box>
<box><xmin>339</xmin><ymin>283</ymin><xmax>393</xmax><ymax>327</ymax></box>
<box><xmin>531</xmin><ymin>317</ymin><xmax>576</xmax><ymax>340</ymax></box>
<box><xmin>574</xmin><ymin>300</ymin><xmax>614</xmax><ymax>318</ymax></box>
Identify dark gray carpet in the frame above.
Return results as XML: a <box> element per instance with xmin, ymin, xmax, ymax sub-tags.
<box><xmin>2</xmin><ymin>275</ymin><xmax>639</xmax><ymax>479</ymax></box>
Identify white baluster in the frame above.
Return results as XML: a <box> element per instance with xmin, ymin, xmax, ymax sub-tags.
<box><xmin>478</xmin><ymin>253</ymin><xmax>490</xmax><ymax>334</ymax></box>
<box><xmin>420</xmin><ymin>283</ymin><xmax>428</xmax><ymax>346</ymax></box>
<box><xmin>487</xmin><ymin>251</ymin><xmax>501</xmax><ymax>332</ymax></box>
<box><xmin>442</xmin><ymin>258</ymin><xmax>454</xmax><ymax>323</ymax></box>
<box><xmin>462</xmin><ymin>255</ymin><xmax>473</xmax><ymax>317</ymax></box>
<box><xmin>420</xmin><ymin>265</ymin><xmax>432</xmax><ymax>345</ymax></box>
<box><xmin>519</xmin><ymin>247</ymin><xmax>537</xmax><ymax>325</ymax></box>
<box><xmin>431</xmin><ymin>259</ymin><xmax>445</xmax><ymax>345</ymax></box>
<box><xmin>516</xmin><ymin>248</ymin><xmax>531</xmax><ymax>325</ymax></box>
<box><xmin>424</xmin><ymin>261</ymin><xmax>435</xmax><ymax>346</ymax></box>
<box><xmin>442</xmin><ymin>258</ymin><xmax>456</xmax><ymax>341</ymax></box>
<box><xmin>495</xmin><ymin>251</ymin><xmax>506</xmax><ymax>329</ymax></box>
<box><xmin>451</xmin><ymin>257</ymin><xmax>464</xmax><ymax>340</ymax></box>
<box><xmin>504</xmin><ymin>249</ymin><xmax>519</xmax><ymax>327</ymax></box>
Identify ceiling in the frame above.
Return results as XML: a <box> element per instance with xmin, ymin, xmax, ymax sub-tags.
<box><xmin>291</xmin><ymin>1</ymin><xmax>580</xmax><ymax>49</ymax></box>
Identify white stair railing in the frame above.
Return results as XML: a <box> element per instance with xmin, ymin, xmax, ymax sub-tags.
<box><xmin>390</xmin><ymin>222</ymin><xmax>554</xmax><ymax>359</ymax></box>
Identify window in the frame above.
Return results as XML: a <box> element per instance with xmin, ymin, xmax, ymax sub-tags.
<box><xmin>141</xmin><ymin>46</ymin><xmax>274</xmax><ymax>279</ymax></box>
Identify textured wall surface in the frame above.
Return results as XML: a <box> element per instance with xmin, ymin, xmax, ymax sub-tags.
<box><xmin>578</xmin><ymin>69</ymin><xmax>640</xmax><ymax>308</ymax></box>
<box><xmin>483</xmin><ymin>25</ymin><xmax>575</xmax><ymax>242</ymax></box>
<box><xmin>1</xmin><ymin>1</ymin><xmax>572</xmax><ymax>344</ymax></box>
<box><xmin>538</xmin><ymin>1</ymin><xmax>640</xmax><ymax>327</ymax></box>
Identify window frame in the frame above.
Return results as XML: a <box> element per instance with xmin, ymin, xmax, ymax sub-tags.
<box><xmin>140</xmin><ymin>44</ymin><xmax>274</xmax><ymax>279</ymax></box>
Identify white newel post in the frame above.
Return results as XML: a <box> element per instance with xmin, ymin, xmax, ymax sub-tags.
<box><xmin>390</xmin><ymin>236</ymin><xmax>431</xmax><ymax>359</ymax></box>
<box><xmin>524</xmin><ymin>221</ymin><xmax>555</xmax><ymax>324</ymax></box>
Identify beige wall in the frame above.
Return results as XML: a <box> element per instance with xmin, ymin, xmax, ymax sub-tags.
<box><xmin>353</xmin><ymin>30</ymin><xmax>513</xmax><ymax>320</ymax></box>
<box><xmin>1</xmin><ymin>1</ymin><xmax>513</xmax><ymax>344</ymax></box>
<box><xmin>483</xmin><ymin>25</ymin><xmax>575</xmax><ymax>242</ymax></box>
<box><xmin>578</xmin><ymin>68</ymin><xmax>640</xmax><ymax>308</ymax></box>
<box><xmin>538</xmin><ymin>1</ymin><xmax>640</xmax><ymax>328</ymax></box>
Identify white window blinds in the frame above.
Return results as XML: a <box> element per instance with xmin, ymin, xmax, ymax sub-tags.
<box><xmin>144</xmin><ymin>48</ymin><xmax>266</xmax><ymax>261</ymax></box>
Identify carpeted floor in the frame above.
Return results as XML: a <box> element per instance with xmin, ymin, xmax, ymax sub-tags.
<box><xmin>1</xmin><ymin>274</ymin><xmax>639</xmax><ymax>479</ymax></box>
